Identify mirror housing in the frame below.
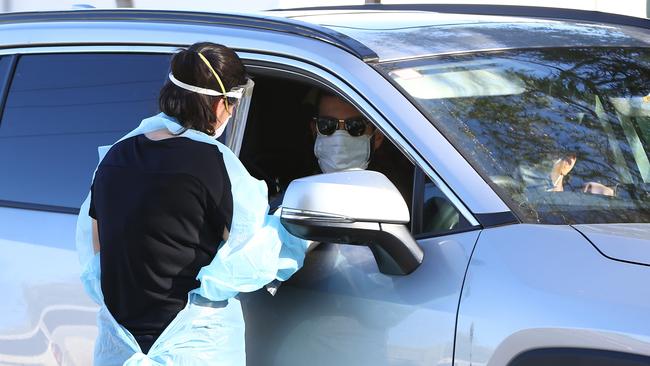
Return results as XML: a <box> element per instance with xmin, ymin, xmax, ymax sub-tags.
<box><xmin>280</xmin><ymin>170</ymin><xmax>423</xmax><ymax>275</ymax></box>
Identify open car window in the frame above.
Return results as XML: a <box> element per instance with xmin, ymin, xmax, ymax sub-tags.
<box><xmin>240</xmin><ymin>74</ymin><xmax>414</xmax><ymax>206</ymax></box>
<box><xmin>239</xmin><ymin>71</ymin><xmax>472</xmax><ymax>238</ymax></box>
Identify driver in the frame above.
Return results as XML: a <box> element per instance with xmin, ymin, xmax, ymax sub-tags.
<box><xmin>309</xmin><ymin>92</ymin><xmax>413</xmax><ymax>204</ymax></box>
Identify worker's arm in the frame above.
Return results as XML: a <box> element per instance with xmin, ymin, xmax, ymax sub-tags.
<box><xmin>92</xmin><ymin>219</ymin><xmax>100</xmax><ymax>253</ymax></box>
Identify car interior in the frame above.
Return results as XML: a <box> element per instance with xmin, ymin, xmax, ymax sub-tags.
<box><xmin>239</xmin><ymin>74</ymin><xmax>319</xmax><ymax>202</ymax></box>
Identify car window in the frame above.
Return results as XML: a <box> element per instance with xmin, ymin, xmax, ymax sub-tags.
<box><xmin>240</xmin><ymin>74</ymin><xmax>416</xmax><ymax>209</ymax></box>
<box><xmin>380</xmin><ymin>48</ymin><xmax>650</xmax><ymax>225</ymax></box>
<box><xmin>412</xmin><ymin>169</ymin><xmax>472</xmax><ymax>237</ymax></box>
<box><xmin>0</xmin><ymin>52</ymin><xmax>171</xmax><ymax>210</ymax></box>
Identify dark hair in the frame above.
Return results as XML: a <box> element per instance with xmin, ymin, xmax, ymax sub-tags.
<box><xmin>159</xmin><ymin>42</ymin><xmax>247</xmax><ymax>135</ymax></box>
<box><xmin>313</xmin><ymin>89</ymin><xmax>337</xmax><ymax>114</ymax></box>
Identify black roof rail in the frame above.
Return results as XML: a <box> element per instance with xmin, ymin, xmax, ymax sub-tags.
<box><xmin>276</xmin><ymin>4</ymin><xmax>650</xmax><ymax>30</ymax></box>
<box><xmin>0</xmin><ymin>9</ymin><xmax>379</xmax><ymax>62</ymax></box>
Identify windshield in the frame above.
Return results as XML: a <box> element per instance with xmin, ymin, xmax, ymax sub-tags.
<box><xmin>380</xmin><ymin>48</ymin><xmax>650</xmax><ymax>224</ymax></box>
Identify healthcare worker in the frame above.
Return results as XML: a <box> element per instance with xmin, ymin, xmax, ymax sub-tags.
<box><xmin>76</xmin><ymin>42</ymin><xmax>308</xmax><ymax>365</ymax></box>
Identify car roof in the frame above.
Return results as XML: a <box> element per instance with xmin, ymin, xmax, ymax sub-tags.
<box><xmin>1</xmin><ymin>5</ymin><xmax>649</xmax><ymax>63</ymax></box>
<box><xmin>0</xmin><ymin>9</ymin><xmax>380</xmax><ymax>61</ymax></box>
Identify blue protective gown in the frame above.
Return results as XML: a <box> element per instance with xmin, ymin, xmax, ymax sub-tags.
<box><xmin>75</xmin><ymin>113</ymin><xmax>309</xmax><ymax>365</ymax></box>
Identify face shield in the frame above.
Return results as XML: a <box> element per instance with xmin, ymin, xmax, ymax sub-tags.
<box><xmin>168</xmin><ymin>51</ymin><xmax>255</xmax><ymax>154</ymax></box>
<box><xmin>167</xmin><ymin>72</ymin><xmax>254</xmax><ymax>146</ymax></box>
<box><xmin>224</xmin><ymin>78</ymin><xmax>254</xmax><ymax>155</ymax></box>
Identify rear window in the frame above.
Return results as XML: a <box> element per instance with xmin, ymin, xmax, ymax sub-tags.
<box><xmin>0</xmin><ymin>53</ymin><xmax>171</xmax><ymax>210</ymax></box>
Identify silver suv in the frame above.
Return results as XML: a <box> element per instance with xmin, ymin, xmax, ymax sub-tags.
<box><xmin>0</xmin><ymin>5</ymin><xmax>648</xmax><ymax>365</ymax></box>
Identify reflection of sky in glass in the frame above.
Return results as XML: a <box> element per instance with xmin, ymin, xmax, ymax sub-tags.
<box><xmin>0</xmin><ymin>240</ymin><xmax>85</xmax><ymax>331</ymax></box>
<box><xmin>326</xmin><ymin>20</ymin><xmax>650</xmax><ymax>61</ymax></box>
<box><xmin>382</xmin><ymin>48</ymin><xmax>650</xmax><ymax>224</ymax></box>
<box><xmin>0</xmin><ymin>53</ymin><xmax>171</xmax><ymax>209</ymax></box>
<box><xmin>294</xmin><ymin>11</ymin><xmax>525</xmax><ymax>30</ymax></box>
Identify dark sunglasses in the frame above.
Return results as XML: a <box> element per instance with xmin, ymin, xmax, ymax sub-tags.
<box><xmin>313</xmin><ymin>115</ymin><xmax>372</xmax><ymax>137</ymax></box>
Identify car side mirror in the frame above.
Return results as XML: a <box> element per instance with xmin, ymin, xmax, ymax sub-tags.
<box><xmin>280</xmin><ymin>170</ymin><xmax>424</xmax><ymax>275</ymax></box>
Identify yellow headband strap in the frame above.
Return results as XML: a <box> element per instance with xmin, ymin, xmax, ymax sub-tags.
<box><xmin>197</xmin><ymin>52</ymin><xmax>229</xmax><ymax>109</ymax></box>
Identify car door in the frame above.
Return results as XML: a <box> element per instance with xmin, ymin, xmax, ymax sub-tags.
<box><xmin>0</xmin><ymin>47</ymin><xmax>173</xmax><ymax>365</ymax></box>
<box><xmin>237</xmin><ymin>55</ymin><xmax>482</xmax><ymax>366</ymax></box>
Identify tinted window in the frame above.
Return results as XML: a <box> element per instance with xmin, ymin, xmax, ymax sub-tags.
<box><xmin>0</xmin><ymin>53</ymin><xmax>171</xmax><ymax>209</ymax></box>
<box><xmin>412</xmin><ymin>173</ymin><xmax>472</xmax><ymax>236</ymax></box>
<box><xmin>382</xmin><ymin>48</ymin><xmax>650</xmax><ymax>224</ymax></box>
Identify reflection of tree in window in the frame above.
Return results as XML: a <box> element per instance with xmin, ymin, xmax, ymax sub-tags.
<box><xmin>385</xmin><ymin>48</ymin><xmax>650</xmax><ymax>224</ymax></box>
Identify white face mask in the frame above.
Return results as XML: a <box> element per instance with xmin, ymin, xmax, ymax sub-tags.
<box><xmin>213</xmin><ymin>114</ymin><xmax>230</xmax><ymax>138</ymax></box>
<box><xmin>314</xmin><ymin>130</ymin><xmax>371</xmax><ymax>173</ymax></box>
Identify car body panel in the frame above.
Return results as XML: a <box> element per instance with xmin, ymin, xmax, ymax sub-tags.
<box><xmin>0</xmin><ymin>206</ymin><xmax>97</xmax><ymax>365</ymax></box>
<box><xmin>573</xmin><ymin>223</ymin><xmax>650</xmax><ymax>266</ymax></box>
<box><xmin>242</xmin><ymin>230</ymin><xmax>480</xmax><ymax>366</ymax></box>
<box><xmin>456</xmin><ymin>224</ymin><xmax>650</xmax><ymax>365</ymax></box>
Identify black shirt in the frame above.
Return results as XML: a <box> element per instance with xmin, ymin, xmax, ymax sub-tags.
<box><xmin>89</xmin><ymin>134</ymin><xmax>233</xmax><ymax>341</ymax></box>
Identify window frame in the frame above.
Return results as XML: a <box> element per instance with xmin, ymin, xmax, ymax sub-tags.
<box><xmin>0</xmin><ymin>54</ymin><xmax>18</xmax><ymax>127</ymax></box>
<box><xmin>237</xmin><ymin>52</ymin><xmax>481</xmax><ymax>235</ymax></box>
